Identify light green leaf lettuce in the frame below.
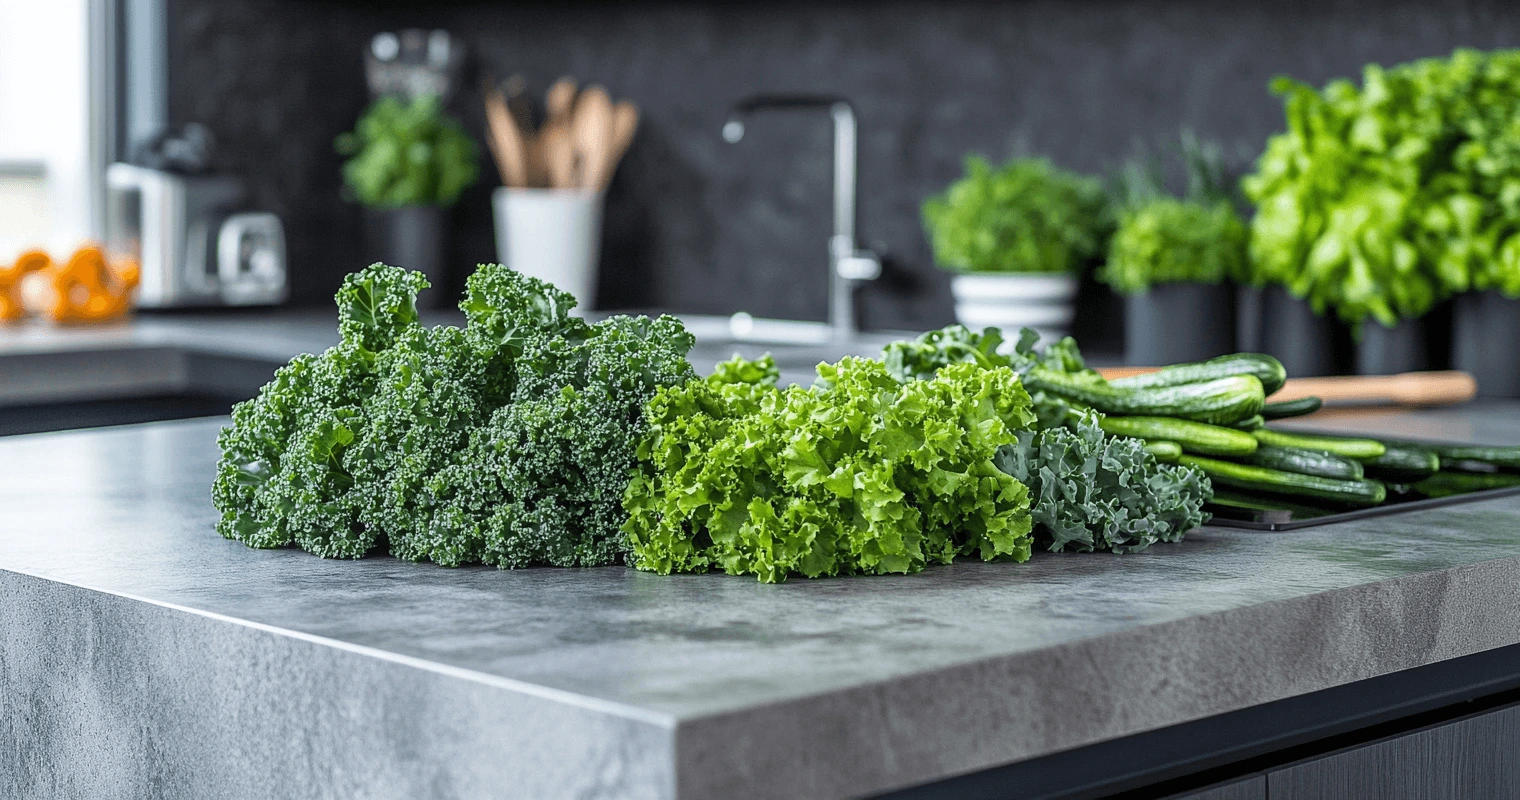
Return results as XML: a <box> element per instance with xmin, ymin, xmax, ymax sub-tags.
<box><xmin>623</xmin><ymin>356</ymin><xmax>1038</xmax><ymax>583</ymax></box>
<box><xmin>1243</xmin><ymin>48</ymin><xmax>1520</xmax><ymax>326</ymax></box>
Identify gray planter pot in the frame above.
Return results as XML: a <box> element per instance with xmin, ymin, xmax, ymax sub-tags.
<box><xmin>1454</xmin><ymin>290</ymin><xmax>1520</xmax><ymax>397</ymax></box>
<box><xmin>1356</xmin><ymin>317</ymin><xmax>1428</xmax><ymax>376</ymax></box>
<box><xmin>363</xmin><ymin>205</ymin><xmax>446</xmax><ymax>306</ymax></box>
<box><xmin>1257</xmin><ymin>286</ymin><xmax>1345</xmax><ymax>378</ymax></box>
<box><xmin>1124</xmin><ymin>282</ymin><xmax>1236</xmax><ymax>366</ymax></box>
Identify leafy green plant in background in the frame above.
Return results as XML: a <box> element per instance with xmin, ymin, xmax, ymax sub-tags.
<box><xmin>335</xmin><ymin>95</ymin><xmax>479</xmax><ymax>208</ymax></box>
<box><xmin>1242</xmin><ymin>48</ymin><xmax>1520</xmax><ymax>328</ymax></box>
<box><xmin>922</xmin><ymin>156</ymin><xmax>1110</xmax><ymax>274</ymax></box>
<box><xmin>1099</xmin><ymin>135</ymin><xmax>1249</xmax><ymax>295</ymax></box>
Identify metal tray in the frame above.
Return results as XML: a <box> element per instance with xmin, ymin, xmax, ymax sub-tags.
<box><xmin>1205</xmin><ymin>484</ymin><xmax>1520</xmax><ymax>531</ymax></box>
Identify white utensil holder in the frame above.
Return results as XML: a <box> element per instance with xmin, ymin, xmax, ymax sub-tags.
<box><xmin>492</xmin><ymin>187</ymin><xmax>605</xmax><ymax>309</ymax></box>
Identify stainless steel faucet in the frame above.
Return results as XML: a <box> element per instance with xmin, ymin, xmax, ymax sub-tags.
<box><xmin>723</xmin><ymin>95</ymin><xmax>881</xmax><ymax>341</ymax></box>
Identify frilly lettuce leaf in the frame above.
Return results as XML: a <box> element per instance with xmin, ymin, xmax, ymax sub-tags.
<box><xmin>623</xmin><ymin>356</ymin><xmax>1038</xmax><ymax>583</ymax></box>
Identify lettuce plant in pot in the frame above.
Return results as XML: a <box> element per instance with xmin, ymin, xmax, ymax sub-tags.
<box><xmin>922</xmin><ymin>156</ymin><xmax>1108</xmax><ymax>344</ymax></box>
<box><xmin>1100</xmin><ymin>139</ymin><xmax>1247</xmax><ymax>366</ymax></box>
<box><xmin>336</xmin><ymin>94</ymin><xmax>478</xmax><ymax>306</ymax></box>
<box><xmin>1241</xmin><ymin>51</ymin><xmax>1520</xmax><ymax>378</ymax></box>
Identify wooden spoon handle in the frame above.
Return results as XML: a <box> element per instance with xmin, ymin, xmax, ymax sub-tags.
<box><xmin>483</xmin><ymin>86</ymin><xmax>528</xmax><ymax>187</ymax></box>
<box><xmin>1270</xmin><ymin>371</ymin><xmax>1477</xmax><ymax>407</ymax></box>
<box><xmin>597</xmin><ymin>101</ymin><xmax>639</xmax><ymax>191</ymax></box>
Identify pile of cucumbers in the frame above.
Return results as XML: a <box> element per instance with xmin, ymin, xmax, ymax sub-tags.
<box><xmin>1030</xmin><ymin>352</ymin><xmax>1520</xmax><ymax>510</ymax></box>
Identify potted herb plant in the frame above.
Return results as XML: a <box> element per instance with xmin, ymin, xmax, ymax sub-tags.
<box><xmin>336</xmin><ymin>94</ymin><xmax>478</xmax><ymax>305</ymax></box>
<box><xmin>922</xmin><ymin>156</ymin><xmax>1108</xmax><ymax>344</ymax></box>
<box><xmin>1100</xmin><ymin>138</ymin><xmax>1247</xmax><ymax>365</ymax></box>
<box><xmin>1242</xmin><ymin>51</ymin><xmax>1520</xmax><ymax>380</ymax></box>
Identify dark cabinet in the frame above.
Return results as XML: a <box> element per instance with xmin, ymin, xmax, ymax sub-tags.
<box><xmin>1167</xmin><ymin>776</ymin><xmax>1266</xmax><ymax>800</ymax></box>
<box><xmin>1268</xmin><ymin>703</ymin><xmax>1520</xmax><ymax>799</ymax></box>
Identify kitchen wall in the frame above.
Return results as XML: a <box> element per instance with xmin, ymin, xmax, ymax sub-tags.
<box><xmin>165</xmin><ymin>0</ymin><xmax>1520</xmax><ymax>346</ymax></box>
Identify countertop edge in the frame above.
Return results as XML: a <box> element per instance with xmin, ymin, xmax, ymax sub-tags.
<box><xmin>672</xmin><ymin>554</ymin><xmax>1520</xmax><ymax>799</ymax></box>
<box><xmin>0</xmin><ymin>561</ymin><xmax>677</xmax><ymax>730</ymax></box>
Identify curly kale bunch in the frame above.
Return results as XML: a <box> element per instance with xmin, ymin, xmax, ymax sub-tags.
<box><xmin>335</xmin><ymin>94</ymin><xmax>479</xmax><ymax>208</ymax></box>
<box><xmin>923</xmin><ymin>156</ymin><xmax>1111</xmax><ymax>274</ymax></box>
<box><xmin>212</xmin><ymin>262</ymin><xmax>696</xmax><ymax>567</ymax></box>
<box><xmin>623</xmin><ymin>355</ymin><xmax>1037</xmax><ymax>583</ymax></box>
<box><xmin>995</xmin><ymin>411</ymin><xmax>1211</xmax><ymax>553</ymax></box>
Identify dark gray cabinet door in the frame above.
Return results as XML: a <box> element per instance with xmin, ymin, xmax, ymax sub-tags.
<box><xmin>1167</xmin><ymin>776</ymin><xmax>1266</xmax><ymax>800</ymax></box>
<box><xmin>1269</xmin><ymin>703</ymin><xmax>1520</xmax><ymax>799</ymax></box>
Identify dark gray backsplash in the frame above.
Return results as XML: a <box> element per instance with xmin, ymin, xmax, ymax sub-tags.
<box><xmin>166</xmin><ymin>0</ymin><xmax>1520</xmax><ymax>345</ymax></box>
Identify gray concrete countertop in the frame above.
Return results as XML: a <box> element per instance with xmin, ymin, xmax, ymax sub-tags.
<box><xmin>4</xmin><ymin>408</ymin><xmax>1520</xmax><ymax>799</ymax></box>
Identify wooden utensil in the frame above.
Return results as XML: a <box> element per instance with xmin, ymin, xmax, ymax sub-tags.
<box><xmin>598</xmin><ymin>101</ymin><xmax>639</xmax><ymax>191</ymax></box>
<box><xmin>536</xmin><ymin>77</ymin><xmax>580</xmax><ymax>188</ymax></box>
<box><xmin>572</xmin><ymin>85</ymin><xmax>613</xmax><ymax>189</ymax></box>
<box><xmin>483</xmin><ymin>80</ymin><xmax>529</xmax><ymax>187</ymax></box>
<box><xmin>541</xmin><ymin>123</ymin><xmax>577</xmax><ymax>189</ymax></box>
<box><xmin>1269</xmin><ymin>371</ymin><xmax>1477</xmax><ymax>408</ymax></box>
<box><xmin>545</xmin><ymin>77</ymin><xmax>578</xmax><ymax>127</ymax></box>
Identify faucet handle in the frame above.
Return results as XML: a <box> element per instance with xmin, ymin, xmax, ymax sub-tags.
<box><xmin>836</xmin><ymin>249</ymin><xmax>881</xmax><ymax>282</ymax></box>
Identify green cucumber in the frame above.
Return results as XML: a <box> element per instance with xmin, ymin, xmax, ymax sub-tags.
<box><xmin>1142</xmin><ymin>440</ymin><xmax>1182</xmax><ymax>463</ymax></box>
<box><xmin>1251</xmin><ymin>428</ymin><xmax>1386</xmax><ymax>460</ymax></box>
<box><xmin>1179</xmin><ymin>455</ymin><xmax>1387</xmax><ymax>507</ymax></box>
<box><xmin>1261</xmin><ymin>396</ymin><xmax>1323</xmax><ymax>419</ymax></box>
<box><xmin>1361</xmin><ymin>444</ymin><xmax>1439</xmax><ymax>482</ymax></box>
<box><xmin>1239</xmin><ymin>445</ymin><xmax>1364</xmax><ymax>480</ymax></box>
<box><xmin>1440</xmin><ymin>458</ymin><xmax>1502</xmax><ymax>474</ymax></box>
<box><xmin>1099</xmin><ymin>416</ymin><xmax>1258</xmax><ymax>457</ymax></box>
<box><xmin>1403</xmin><ymin>442</ymin><xmax>1520</xmax><ymax>472</ymax></box>
<box><xmin>1027</xmin><ymin>370</ymin><xmax>1265</xmax><ymax>426</ymax></box>
<box><xmin>1109</xmin><ymin>353</ymin><xmax>1287</xmax><ymax>396</ymax></box>
<box><xmin>1411</xmin><ymin>471</ymin><xmax>1520</xmax><ymax>498</ymax></box>
<box><xmin>1231</xmin><ymin>414</ymin><xmax>1265</xmax><ymax>431</ymax></box>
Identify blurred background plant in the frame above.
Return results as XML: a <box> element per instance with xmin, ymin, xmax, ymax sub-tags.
<box><xmin>1242</xmin><ymin>48</ymin><xmax>1520</xmax><ymax>328</ymax></box>
<box><xmin>335</xmin><ymin>94</ymin><xmax>479</xmax><ymax>208</ymax></box>
<box><xmin>1099</xmin><ymin>133</ymin><xmax>1248</xmax><ymax>295</ymax></box>
<box><xmin>922</xmin><ymin>156</ymin><xmax>1110</xmax><ymax>274</ymax></box>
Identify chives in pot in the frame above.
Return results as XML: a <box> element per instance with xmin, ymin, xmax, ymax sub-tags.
<box><xmin>1101</xmin><ymin>141</ymin><xmax>1245</xmax><ymax>366</ymax></box>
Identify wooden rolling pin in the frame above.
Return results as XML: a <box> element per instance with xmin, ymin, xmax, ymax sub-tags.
<box><xmin>1096</xmin><ymin>367</ymin><xmax>1478</xmax><ymax>408</ymax></box>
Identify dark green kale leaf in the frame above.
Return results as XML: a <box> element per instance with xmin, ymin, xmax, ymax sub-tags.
<box><xmin>409</xmin><ymin>314</ymin><xmax>697</xmax><ymax>568</ymax></box>
<box><xmin>214</xmin><ymin>265</ymin><xmax>429</xmax><ymax>556</ymax></box>
<box><xmin>337</xmin><ymin>263</ymin><xmax>431</xmax><ymax>354</ymax></box>
<box><xmin>994</xmin><ymin>411</ymin><xmax>1212</xmax><ymax>553</ymax></box>
<box><xmin>214</xmin><ymin>262</ymin><xmax>698</xmax><ymax>568</ymax></box>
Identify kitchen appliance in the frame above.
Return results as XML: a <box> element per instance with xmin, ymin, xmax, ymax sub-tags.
<box><xmin>104</xmin><ymin>163</ymin><xmax>287</xmax><ymax>308</ymax></box>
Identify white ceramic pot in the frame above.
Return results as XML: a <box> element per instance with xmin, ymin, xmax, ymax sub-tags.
<box><xmin>950</xmin><ymin>272</ymin><xmax>1079</xmax><ymax>344</ymax></box>
<box><xmin>492</xmin><ymin>187</ymin><xmax>605</xmax><ymax>309</ymax></box>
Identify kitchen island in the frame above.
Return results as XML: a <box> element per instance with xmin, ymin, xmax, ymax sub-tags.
<box><xmin>5</xmin><ymin>411</ymin><xmax>1520</xmax><ymax>799</ymax></box>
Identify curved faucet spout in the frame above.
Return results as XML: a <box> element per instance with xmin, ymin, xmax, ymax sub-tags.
<box><xmin>722</xmin><ymin>94</ymin><xmax>877</xmax><ymax>340</ymax></box>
